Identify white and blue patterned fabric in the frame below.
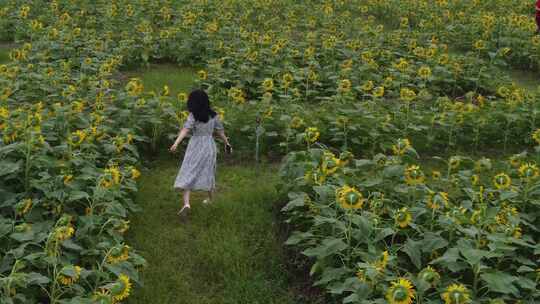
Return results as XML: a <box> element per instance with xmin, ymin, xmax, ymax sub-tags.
<box><xmin>174</xmin><ymin>113</ymin><xmax>224</xmax><ymax>191</ymax></box>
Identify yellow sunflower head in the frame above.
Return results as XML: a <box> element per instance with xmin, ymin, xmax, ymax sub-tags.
<box><xmin>518</xmin><ymin>163</ymin><xmax>539</xmax><ymax>181</ymax></box>
<box><xmin>441</xmin><ymin>283</ymin><xmax>470</xmax><ymax>304</ymax></box>
<box><xmin>395</xmin><ymin>207</ymin><xmax>413</xmax><ymax>228</ymax></box>
<box><xmin>471</xmin><ymin>174</ymin><xmax>480</xmax><ymax>186</ymax></box>
<box><xmin>432</xmin><ymin>170</ymin><xmax>441</xmax><ymax>180</ymax></box>
<box><xmin>493</xmin><ymin>173</ymin><xmax>511</xmax><ymax>190</ymax></box>
<box><xmin>404</xmin><ymin>165</ymin><xmax>425</xmax><ymax>186</ymax></box>
<box><xmin>336</xmin><ymin>185</ymin><xmax>365</xmax><ymax>209</ymax></box>
<box><xmin>532</xmin><ymin>129</ymin><xmax>540</xmax><ymax>145</ymax></box>
<box><xmin>321</xmin><ymin>151</ymin><xmax>341</xmax><ymax>176</ymax></box>
<box><xmin>111</xmin><ymin>274</ymin><xmax>132</xmax><ymax>302</ymax></box>
<box><xmin>386</xmin><ymin>278</ymin><xmax>415</xmax><ymax>304</ymax></box>
<box><xmin>304</xmin><ymin>127</ymin><xmax>320</xmax><ymax>144</ymax></box>
<box><xmin>392</xmin><ymin>138</ymin><xmax>412</xmax><ymax>156</ymax></box>
<box><xmin>448</xmin><ymin>156</ymin><xmax>461</xmax><ymax>170</ymax></box>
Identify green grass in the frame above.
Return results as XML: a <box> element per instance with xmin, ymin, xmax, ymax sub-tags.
<box><xmin>125</xmin><ymin>64</ymin><xmax>196</xmax><ymax>97</ymax></box>
<box><xmin>127</xmin><ymin>157</ymin><xmax>306</xmax><ymax>304</ymax></box>
<box><xmin>509</xmin><ymin>69</ymin><xmax>540</xmax><ymax>91</ymax></box>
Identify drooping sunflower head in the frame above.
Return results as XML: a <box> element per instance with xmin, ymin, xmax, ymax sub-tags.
<box><xmin>532</xmin><ymin>129</ymin><xmax>540</xmax><ymax>145</ymax></box>
<box><xmin>431</xmin><ymin>170</ymin><xmax>441</xmax><ymax>180</ymax></box>
<box><xmin>395</xmin><ymin>207</ymin><xmax>413</xmax><ymax>228</ymax></box>
<box><xmin>289</xmin><ymin>116</ymin><xmax>305</xmax><ymax>129</ymax></box>
<box><xmin>321</xmin><ymin>151</ymin><xmax>341</xmax><ymax>175</ymax></box>
<box><xmin>107</xmin><ymin>245</ymin><xmax>130</xmax><ymax>264</ymax></box>
<box><xmin>339</xmin><ymin>151</ymin><xmax>354</xmax><ymax>166</ymax></box>
<box><xmin>493</xmin><ymin>173</ymin><xmax>511</xmax><ymax>190</ymax></box>
<box><xmin>392</xmin><ymin>138</ymin><xmax>412</xmax><ymax>156</ymax></box>
<box><xmin>441</xmin><ymin>283</ymin><xmax>470</xmax><ymax>304</ymax></box>
<box><xmin>418</xmin><ymin>266</ymin><xmax>440</xmax><ymax>287</ymax></box>
<box><xmin>304</xmin><ymin>127</ymin><xmax>320</xmax><ymax>144</ymax></box>
<box><xmin>404</xmin><ymin>165</ymin><xmax>425</xmax><ymax>186</ymax></box>
<box><xmin>111</xmin><ymin>274</ymin><xmax>132</xmax><ymax>302</ymax></box>
<box><xmin>518</xmin><ymin>163</ymin><xmax>539</xmax><ymax>181</ymax></box>
<box><xmin>386</xmin><ymin>278</ymin><xmax>415</xmax><ymax>304</ymax></box>
<box><xmin>336</xmin><ymin>185</ymin><xmax>364</xmax><ymax>209</ymax></box>
<box><xmin>448</xmin><ymin>156</ymin><xmax>461</xmax><ymax>170</ymax></box>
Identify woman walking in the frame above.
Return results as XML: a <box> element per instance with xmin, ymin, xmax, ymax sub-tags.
<box><xmin>169</xmin><ymin>89</ymin><xmax>231</xmax><ymax>216</ymax></box>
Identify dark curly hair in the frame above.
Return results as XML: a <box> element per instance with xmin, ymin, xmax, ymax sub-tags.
<box><xmin>187</xmin><ymin>89</ymin><xmax>216</xmax><ymax>123</ymax></box>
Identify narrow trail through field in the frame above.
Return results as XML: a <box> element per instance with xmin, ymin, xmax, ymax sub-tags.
<box><xmin>126</xmin><ymin>157</ymin><xmax>304</xmax><ymax>304</ymax></box>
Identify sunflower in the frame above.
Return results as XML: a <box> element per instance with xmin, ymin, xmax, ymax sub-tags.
<box><xmin>92</xmin><ymin>289</ymin><xmax>112</xmax><ymax>302</ymax></box>
<box><xmin>471</xmin><ymin>174</ymin><xmax>479</xmax><ymax>185</ymax></box>
<box><xmin>441</xmin><ymin>283</ymin><xmax>470</xmax><ymax>304</ymax></box>
<box><xmin>338</xmin><ymin>79</ymin><xmax>352</xmax><ymax>93</ymax></box>
<box><xmin>418</xmin><ymin>266</ymin><xmax>440</xmax><ymax>287</ymax></box>
<box><xmin>107</xmin><ymin>245</ymin><xmax>130</xmax><ymax>264</ymax></box>
<box><xmin>373</xmin><ymin>86</ymin><xmax>385</xmax><ymax>97</ymax></box>
<box><xmin>282</xmin><ymin>73</ymin><xmax>293</xmax><ymax>87</ymax></box>
<box><xmin>395</xmin><ymin>207</ymin><xmax>412</xmax><ymax>228</ymax></box>
<box><xmin>111</xmin><ymin>274</ymin><xmax>132</xmax><ymax>302</ymax></box>
<box><xmin>519</xmin><ymin>163</ymin><xmax>539</xmax><ymax>181</ymax></box>
<box><xmin>17</xmin><ymin>198</ymin><xmax>33</xmax><ymax>216</ymax></box>
<box><xmin>355</xmin><ymin>268</ymin><xmax>366</xmax><ymax>282</ymax></box>
<box><xmin>262</xmin><ymin>78</ymin><xmax>274</xmax><ymax>91</ymax></box>
<box><xmin>336</xmin><ymin>185</ymin><xmax>364</xmax><ymax>209</ymax></box>
<box><xmin>418</xmin><ymin>66</ymin><xmax>432</xmax><ymax>79</ymax></box>
<box><xmin>512</xmin><ymin>226</ymin><xmax>522</xmax><ymax>238</ymax></box>
<box><xmin>449</xmin><ymin>156</ymin><xmax>461</xmax><ymax>170</ymax></box>
<box><xmin>131</xmin><ymin>168</ymin><xmax>141</xmax><ymax>179</ymax></box>
<box><xmin>386</xmin><ymin>278</ymin><xmax>415</xmax><ymax>304</ymax></box>
<box><xmin>400</xmin><ymin>88</ymin><xmax>416</xmax><ymax>102</ymax></box>
<box><xmin>289</xmin><ymin>116</ymin><xmax>304</xmax><ymax>129</ymax></box>
<box><xmin>404</xmin><ymin>165</ymin><xmax>425</xmax><ymax>186</ymax></box>
<box><xmin>374</xmin><ymin>250</ymin><xmax>389</xmax><ymax>272</ymax></box>
<box><xmin>361</xmin><ymin>80</ymin><xmax>374</xmax><ymax>92</ymax></box>
<box><xmin>427</xmin><ymin>192</ymin><xmax>449</xmax><ymax>210</ymax></box>
<box><xmin>392</xmin><ymin>138</ymin><xmax>411</xmax><ymax>156</ymax></box>
<box><xmin>197</xmin><ymin>70</ymin><xmax>208</xmax><ymax>80</ymax></box>
<box><xmin>432</xmin><ymin>170</ymin><xmax>441</xmax><ymax>180</ymax></box>
<box><xmin>321</xmin><ymin>152</ymin><xmax>341</xmax><ymax>175</ymax></box>
<box><xmin>493</xmin><ymin>173</ymin><xmax>511</xmax><ymax>190</ymax></box>
<box><xmin>473</xmin><ymin>39</ymin><xmax>486</xmax><ymax>50</ymax></box>
<box><xmin>54</xmin><ymin>225</ymin><xmax>75</xmax><ymax>241</ymax></box>
<box><xmin>304</xmin><ymin>127</ymin><xmax>320</xmax><ymax>144</ymax></box>
<box><xmin>58</xmin><ymin>265</ymin><xmax>82</xmax><ymax>285</ymax></box>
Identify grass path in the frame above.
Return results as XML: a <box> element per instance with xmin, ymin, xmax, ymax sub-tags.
<box><xmin>123</xmin><ymin>64</ymin><xmax>197</xmax><ymax>96</ymax></box>
<box><xmin>126</xmin><ymin>157</ymin><xmax>304</xmax><ymax>304</ymax></box>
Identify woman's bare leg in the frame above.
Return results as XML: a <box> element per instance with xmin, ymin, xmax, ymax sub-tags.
<box><xmin>183</xmin><ymin>190</ymin><xmax>191</xmax><ymax>207</ymax></box>
<box><xmin>208</xmin><ymin>189</ymin><xmax>214</xmax><ymax>201</ymax></box>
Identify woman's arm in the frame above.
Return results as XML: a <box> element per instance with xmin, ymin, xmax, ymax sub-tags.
<box><xmin>216</xmin><ymin>129</ymin><xmax>230</xmax><ymax>146</ymax></box>
<box><xmin>169</xmin><ymin>128</ymin><xmax>190</xmax><ymax>152</ymax></box>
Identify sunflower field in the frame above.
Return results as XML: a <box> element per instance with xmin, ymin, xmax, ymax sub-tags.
<box><xmin>0</xmin><ymin>0</ymin><xmax>539</xmax><ymax>303</ymax></box>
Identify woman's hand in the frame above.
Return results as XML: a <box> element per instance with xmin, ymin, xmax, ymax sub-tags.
<box><xmin>169</xmin><ymin>143</ymin><xmax>178</xmax><ymax>152</ymax></box>
<box><xmin>225</xmin><ymin>143</ymin><xmax>233</xmax><ymax>154</ymax></box>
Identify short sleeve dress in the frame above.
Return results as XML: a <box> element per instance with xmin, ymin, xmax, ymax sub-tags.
<box><xmin>174</xmin><ymin>113</ymin><xmax>224</xmax><ymax>191</ymax></box>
